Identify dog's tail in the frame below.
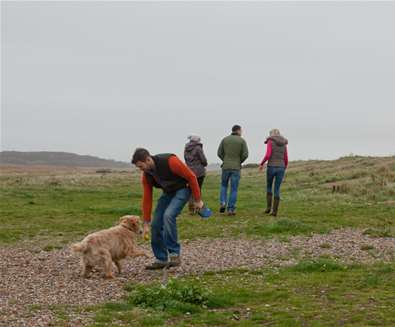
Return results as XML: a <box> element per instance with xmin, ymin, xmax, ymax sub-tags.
<box><xmin>71</xmin><ymin>241</ymin><xmax>88</xmax><ymax>253</ymax></box>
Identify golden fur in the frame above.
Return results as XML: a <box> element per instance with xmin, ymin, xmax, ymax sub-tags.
<box><xmin>71</xmin><ymin>215</ymin><xmax>149</xmax><ymax>279</ymax></box>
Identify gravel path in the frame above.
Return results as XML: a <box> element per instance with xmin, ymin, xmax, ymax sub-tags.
<box><xmin>1</xmin><ymin>229</ymin><xmax>394</xmax><ymax>326</ymax></box>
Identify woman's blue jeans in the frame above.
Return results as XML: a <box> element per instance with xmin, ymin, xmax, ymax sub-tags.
<box><xmin>266</xmin><ymin>166</ymin><xmax>285</xmax><ymax>197</ymax></box>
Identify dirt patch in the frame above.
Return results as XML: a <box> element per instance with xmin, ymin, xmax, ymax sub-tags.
<box><xmin>0</xmin><ymin>229</ymin><xmax>394</xmax><ymax>326</ymax></box>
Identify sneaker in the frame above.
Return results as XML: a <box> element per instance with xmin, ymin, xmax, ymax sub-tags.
<box><xmin>168</xmin><ymin>256</ymin><xmax>181</xmax><ymax>268</ymax></box>
<box><xmin>227</xmin><ymin>210</ymin><xmax>236</xmax><ymax>216</ymax></box>
<box><xmin>219</xmin><ymin>205</ymin><xmax>226</xmax><ymax>213</ymax></box>
<box><xmin>145</xmin><ymin>261</ymin><xmax>169</xmax><ymax>270</ymax></box>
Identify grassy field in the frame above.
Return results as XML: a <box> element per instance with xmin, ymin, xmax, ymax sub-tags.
<box><xmin>1</xmin><ymin>156</ymin><xmax>394</xmax><ymax>326</ymax></box>
<box><xmin>1</xmin><ymin>156</ymin><xmax>394</xmax><ymax>245</ymax></box>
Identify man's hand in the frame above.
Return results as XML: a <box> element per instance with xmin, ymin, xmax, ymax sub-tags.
<box><xmin>143</xmin><ymin>222</ymin><xmax>150</xmax><ymax>240</ymax></box>
<box><xmin>259</xmin><ymin>164</ymin><xmax>265</xmax><ymax>172</ymax></box>
<box><xmin>194</xmin><ymin>200</ymin><xmax>204</xmax><ymax>210</ymax></box>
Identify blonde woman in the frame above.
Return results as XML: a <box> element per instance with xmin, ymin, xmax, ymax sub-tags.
<box><xmin>259</xmin><ymin>129</ymin><xmax>288</xmax><ymax>216</ymax></box>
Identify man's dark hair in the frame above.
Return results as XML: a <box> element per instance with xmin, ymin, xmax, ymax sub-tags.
<box><xmin>232</xmin><ymin>125</ymin><xmax>241</xmax><ymax>133</ymax></box>
<box><xmin>131</xmin><ymin>148</ymin><xmax>151</xmax><ymax>164</ymax></box>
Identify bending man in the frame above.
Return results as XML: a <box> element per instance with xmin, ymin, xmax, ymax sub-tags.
<box><xmin>131</xmin><ymin>148</ymin><xmax>203</xmax><ymax>270</ymax></box>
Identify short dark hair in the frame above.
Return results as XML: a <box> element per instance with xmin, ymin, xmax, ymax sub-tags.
<box><xmin>232</xmin><ymin>125</ymin><xmax>241</xmax><ymax>132</ymax></box>
<box><xmin>131</xmin><ymin>148</ymin><xmax>150</xmax><ymax>164</ymax></box>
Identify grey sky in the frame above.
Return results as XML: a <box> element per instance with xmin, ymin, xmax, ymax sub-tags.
<box><xmin>2</xmin><ymin>2</ymin><xmax>394</xmax><ymax>163</ymax></box>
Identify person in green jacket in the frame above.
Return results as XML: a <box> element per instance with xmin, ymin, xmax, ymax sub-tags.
<box><xmin>217</xmin><ymin>125</ymin><xmax>249</xmax><ymax>216</ymax></box>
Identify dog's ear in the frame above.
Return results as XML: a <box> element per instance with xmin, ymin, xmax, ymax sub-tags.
<box><xmin>119</xmin><ymin>215</ymin><xmax>130</xmax><ymax>223</ymax></box>
<box><xmin>128</xmin><ymin>216</ymin><xmax>142</xmax><ymax>233</ymax></box>
<box><xmin>127</xmin><ymin>216</ymin><xmax>138</xmax><ymax>228</ymax></box>
<box><xmin>129</xmin><ymin>215</ymin><xmax>140</xmax><ymax>223</ymax></box>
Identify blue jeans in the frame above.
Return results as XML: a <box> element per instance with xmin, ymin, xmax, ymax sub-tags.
<box><xmin>220</xmin><ymin>169</ymin><xmax>241</xmax><ymax>211</ymax></box>
<box><xmin>151</xmin><ymin>188</ymin><xmax>191</xmax><ymax>262</ymax></box>
<box><xmin>266</xmin><ymin>166</ymin><xmax>285</xmax><ymax>197</ymax></box>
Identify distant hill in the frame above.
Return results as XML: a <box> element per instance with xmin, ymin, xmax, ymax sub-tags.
<box><xmin>0</xmin><ymin>151</ymin><xmax>131</xmax><ymax>168</ymax></box>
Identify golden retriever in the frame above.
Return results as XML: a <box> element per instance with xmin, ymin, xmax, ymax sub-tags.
<box><xmin>71</xmin><ymin>215</ymin><xmax>149</xmax><ymax>279</ymax></box>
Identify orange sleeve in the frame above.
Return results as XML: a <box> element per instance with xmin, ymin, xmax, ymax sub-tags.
<box><xmin>141</xmin><ymin>173</ymin><xmax>153</xmax><ymax>222</ymax></box>
<box><xmin>168</xmin><ymin>156</ymin><xmax>201</xmax><ymax>201</ymax></box>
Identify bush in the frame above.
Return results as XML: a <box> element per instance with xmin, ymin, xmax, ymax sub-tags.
<box><xmin>350</xmin><ymin>170</ymin><xmax>368</xmax><ymax>179</ymax></box>
<box><xmin>128</xmin><ymin>279</ymin><xmax>211</xmax><ymax>312</ymax></box>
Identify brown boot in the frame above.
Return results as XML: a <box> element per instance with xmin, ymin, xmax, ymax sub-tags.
<box><xmin>264</xmin><ymin>192</ymin><xmax>272</xmax><ymax>214</ymax></box>
<box><xmin>271</xmin><ymin>197</ymin><xmax>280</xmax><ymax>217</ymax></box>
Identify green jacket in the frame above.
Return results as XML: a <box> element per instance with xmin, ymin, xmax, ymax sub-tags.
<box><xmin>217</xmin><ymin>133</ymin><xmax>249</xmax><ymax>170</ymax></box>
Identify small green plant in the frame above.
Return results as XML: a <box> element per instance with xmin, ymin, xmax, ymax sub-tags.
<box><xmin>127</xmin><ymin>279</ymin><xmax>211</xmax><ymax>313</ymax></box>
<box><xmin>28</xmin><ymin>304</ymin><xmax>42</xmax><ymax>312</ymax></box>
<box><xmin>319</xmin><ymin>243</ymin><xmax>331</xmax><ymax>249</ymax></box>
<box><xmin>360</xmin><ymin>244</ymin><xmax>375</xmax><ymax>251</ymax></box>
<box><xmin>42</xmin><ymin>244</ymin><xmax>63</xmax><ymax>251</ymax></box>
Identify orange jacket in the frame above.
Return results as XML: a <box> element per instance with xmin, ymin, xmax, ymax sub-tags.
<box><xmin>141</xmin><ymin>155</ymin><xmax>201</xmax><ymax>222</ymax></box>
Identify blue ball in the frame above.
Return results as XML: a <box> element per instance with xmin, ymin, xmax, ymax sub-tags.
<box><xmin>198</xmin><ymin>206</ymin><xmax>212</xmax><ymax>219</ymax></box>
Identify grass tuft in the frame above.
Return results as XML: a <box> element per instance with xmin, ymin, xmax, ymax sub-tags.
<box><xmin>266</xmin><ymin>218</ymin><xmax>313</xmax><ymax>234</ymax></box>
<box><xmin>289</xmin><ymin>258</ymin><xmax>345</xmax><ymax>273</ymax></box>
<box><xmin>319</xmin><ymin>242</ymin><xmax>332</xmax><ymax>249</ymax></box>
<box><xmin>42</xmin><ymin>244</ymin><xmax>63</xmax><ymax>251</ymax></box>
<box><xmin>363</xmin><ymin>228</ymin><xmax>393</xmax><ymax>238</ymax></box>
<box><xmin>360</xmin><ymin>244</ymin><xmax>375</xmax><ymax>251</ymax></box>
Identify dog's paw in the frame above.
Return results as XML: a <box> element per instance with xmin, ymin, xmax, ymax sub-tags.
<box><xmin>104</xmin><ymin>273</ymin><xmax>114</xmax><ymax>279</ymax></box>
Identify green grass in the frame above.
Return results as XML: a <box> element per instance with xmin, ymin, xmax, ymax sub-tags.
<box><xmin>0</xmin><ymin>173</ymin><xmax>143</xmax><ymax>244</ymax></box>
<box><xmin>90</xmin><ymin>261</ymin><xmax>395</xmax><ymax>326</ymax></box>
<box><xmin>1</xmin><ymin>156</ymin><xmax>394</xmax><ymax>244</ymax></box>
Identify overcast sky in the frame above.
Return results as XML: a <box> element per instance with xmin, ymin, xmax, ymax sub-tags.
<box><xmin>2</xmin><ymin>2</ymin><xmax>394</xmax><ymax>163</ymax></box>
